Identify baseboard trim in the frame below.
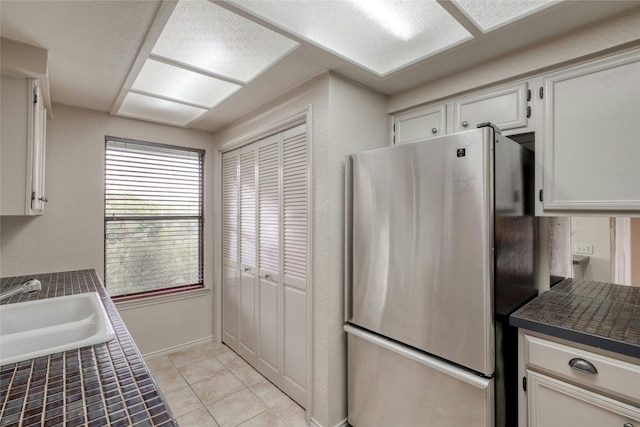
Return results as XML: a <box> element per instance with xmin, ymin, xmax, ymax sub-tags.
<box><xmin>310</xmin><ymin>417</ymin><xmax>349</xmax><ymax>427</ymax></box>
<box><xmin>142</xmin><ymin>335</ymin><xmax>215</xmax><ymax>360</ymax></box>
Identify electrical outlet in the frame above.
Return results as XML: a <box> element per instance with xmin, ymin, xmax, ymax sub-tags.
<box><xmin>575</xmin><ymin>243</ymin><xmax>594</xmax><ymax>255</ymax></box>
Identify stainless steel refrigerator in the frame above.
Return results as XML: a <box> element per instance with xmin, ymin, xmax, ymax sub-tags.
<box><xmin>344</xmin><ymin>124</ymin><xmax>537</xmax><ymax>426</ymax></box>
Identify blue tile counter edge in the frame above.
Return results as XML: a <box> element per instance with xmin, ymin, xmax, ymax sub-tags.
<box><xmin>510</xmin><ymin>278</ymin><xmax>640</xmax><ymax>359</ymax></box>
<box><xmin>0</xmin><ymin>269</ymin><xmax>178</xmax><ymax>427</ymax></box>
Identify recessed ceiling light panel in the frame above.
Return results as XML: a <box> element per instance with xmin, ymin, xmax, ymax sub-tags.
<box><xmin>118</xmin><ymin>92</ymin><xmax>208</xmax><ymax>127</ymax></box>
<box><xmin>131</xmin><ymin>59</ymin><xmax>241</xmax><ymax>108</ymax></box>
<box><xmin>452</xmin><ymin>0</ymin><xmax>558</xmax><ymax>32</ymax></box>
<box><xmin>229</xmin><ymin>0</ymin><xmax>472</xmax><ymax>76</ymax></box>
<box><xmin>151</xmin><ymin>0</ymin><xmax>299</xmax><ymax>83</ymax></box>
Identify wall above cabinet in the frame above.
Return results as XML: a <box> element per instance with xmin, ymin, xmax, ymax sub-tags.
<box><xmin>1</xmin><ymin>38</ymin><xmax>52</xmax><ymax>117</ymax></box>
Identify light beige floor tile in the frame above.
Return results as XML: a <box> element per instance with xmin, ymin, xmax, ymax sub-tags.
<box><xmin>176</xmin><ymin>407</ymin><xmax>220</xmax><ymax>427</ymax></box>
<box><xmin>249</xmin><ymin>381</ymin><xmax>289</xmax><ymax>408</ymax></box>
<box><xmin>191</xmin><ymin>370</ymin><xmax>246</xmax><ymax>405</ymax></box>
<box><xmin>272</xmin><ymin>399</ymin><xmax>308</xmax><ymax>427</ymax></box>
<box><xmin>168</xmin><ymin>342</ymin><xmax>215</xmax><ymax>368</ymax></box>
<box><xmin>231</xmin><ymin>365</ymin><xmax>265</xmax><ymax>387</ymax></box>
<box><xmin>209</xmin><ymin>341</ymin><xmax>231</xmax><ymax>355</ymax></box>
<box><xmin>207</xmin><ymin>389</ymin><xmax>268</xmax><ymax>427</ymax></box>
<box><xmin>237</xmin><ymin>410</ymin><xmax>287</xmax><ymax>427</ymax></box>
<box><xmin>153</xmin><ymin>365</ymin><xmax>189</xmax><ymax>394</ymax></box>
<box><xmin>179</xmin><ymin>357</ymin><xmax>227</xmax><ymax>384</ymax></box>
<box><xmin>164</xmin><ymin>386</ymin><xmax>204</xmax><ymax>418</ymax></box>
<box><xmin>215</xmin><ymin>348</ymin><xmax>249</xmax><ymax>369</ymax></box>
<box><xmin>145</xmin><ymin>356</ymin><xmax>174</xmax><ymax>376</ymax></box>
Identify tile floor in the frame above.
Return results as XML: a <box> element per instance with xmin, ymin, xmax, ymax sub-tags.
<box><xmin>146</xmin><ymin>341</ymin><xmax>309</xmax><ymax>427</ymax></box>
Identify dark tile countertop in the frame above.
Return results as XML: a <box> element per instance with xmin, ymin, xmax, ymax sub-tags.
<box><xmin>0</xmin><ymin>270</ymin><xmax>177</xmax><ymax>427</ymax></box>
<box><xmin>510</xmin><ymin>278</ymin><xmax>640</xmax><ymax>359</ymax></box>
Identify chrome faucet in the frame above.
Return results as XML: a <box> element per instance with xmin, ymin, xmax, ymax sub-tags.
<box><xmin>0</xmin><ymin>279</ymin><xmax>42</xmax><ymax>302</ymax></box>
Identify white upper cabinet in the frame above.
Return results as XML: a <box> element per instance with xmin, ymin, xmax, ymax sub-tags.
<box><xmin>1</xmin><ymin>75</ymin><xmax>47</xmax><ymax>215</ymax></box>
<box><xmin>539</xmin><ymin>49</ymin><xmax>640</xmax><ymax>212</ymax></box>
<box><xmin>391</xmin><ymin>81</ymin><xmax>531</xmax><ymax>146</ymax></box>
<box><xmin>453</xmin><ymin>81</ymin><xmax>530</xmax><ymax>134</ymax></box>
<box><xmin>392</xmin><ymin>104</ymin><xmax>446</xmax><ymax>145</ymax></box>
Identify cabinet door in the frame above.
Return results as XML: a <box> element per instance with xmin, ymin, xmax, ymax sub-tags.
<box><xmin>453</xmin><ymin>82</ymin><xmax>529</xmax><ymax>133</ymax></box>
<box><xmin>528</xmin><ymin>371</ymin><xmax>640</xmax><ymax>427</ymax></box>
<box><xmin>392</xmin><ymin>105</ymin><xmax>446</xmax><ymax>145</ymax></box>
<box><xmin>1</xmin><ymin>76</ymin><xmax>46</xmax><ymax>216</ymax></box>
<box><xmin>238</xmin><ymin>145</ymin><xmax>258</xmax><ymax>364</ymax></box>
<box><xmin>30</xmin><ymin>82</ymin><xmax>47</xmax><ymax>213</ymax></box>
<box><xmin>257</xmin><ymin>134</ymin><xmax>282</xmax><ymax>385</ymax></box>
<box><xmin>541</xmin><ymin>49</ymin><xmax>640</xmax><ymax>211</ymax></box>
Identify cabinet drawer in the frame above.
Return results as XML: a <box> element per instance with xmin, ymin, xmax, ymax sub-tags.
<box><xmin>526</xmin><ymin>335</ymin><xmax>640</xmax><ymax>404</ymax></box>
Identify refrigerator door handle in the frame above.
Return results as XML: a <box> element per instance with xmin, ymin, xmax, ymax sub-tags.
<box><xmin>344</xmin><ymin>155</ymin><xmax>353</xmax><ymax>323</ymax></box>
<box><xmin>344</xmin><ymin>324</ymin><xmax>492</xmax><ymax>390</ymax></box>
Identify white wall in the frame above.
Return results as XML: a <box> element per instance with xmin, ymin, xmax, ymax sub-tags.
<box><xmin>212</xmin><ymin>73</ymin><xmax>389</xmax><ymax>427</ymax></box>
<box><xmin>389</xmin><ymin>8</ymin><xmax>640</xmax><ymax>113</ymax></box>
<box><xmin>571</xmin><ymin>217</ymin><xmax>612</xmax><ymax>282</ymax></box>
<box><xmin>0</xmin><ymin>104</ymin><xmax>216</xmax><ymax>355</ymax></box>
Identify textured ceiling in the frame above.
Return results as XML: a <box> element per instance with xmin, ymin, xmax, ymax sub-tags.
<box><xmin>2</xmin><ymin>0</ymin><xmax>640</xmax><ymax>132</ymax></box>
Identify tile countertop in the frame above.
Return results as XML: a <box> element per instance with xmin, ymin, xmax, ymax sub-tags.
<box><xmin>0</xmin><ymin>270</ymin><xmax>177</xmax><ymax>427</ymax></box>
<box><xmin>510</xmin><ymin>278</ymin><xmax>640</xmax><ymax>359</ymax></box>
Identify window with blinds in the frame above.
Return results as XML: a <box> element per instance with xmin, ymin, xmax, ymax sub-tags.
<box><xmin>104</xmin><ymin>136</ymin><xmax>204</xmax><ymax>299</ymax></box>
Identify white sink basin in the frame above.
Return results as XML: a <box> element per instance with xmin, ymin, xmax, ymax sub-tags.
<box><xmin>0</xmin><ymin>292</ymin><xmax>116</xmax><ymax>365</ymax></box>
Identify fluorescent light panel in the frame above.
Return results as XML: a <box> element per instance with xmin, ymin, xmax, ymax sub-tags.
<box><xmin>115</xmin><ymin>0</ymin><xmax>299</xmax><ymax>128</ymax></box>
<box><xmin>452</xmin><ymin>0</ymin><xmax>558</xmax><ymax>32</ymax></box>
<box><xmin>229</xmin><ymin>0</ymin><xmax>472</xmax><ymax>76</ymax></box>
<box><xmin>119</xmin><ymin>92</ymin><xmax>208</xmax><ymax>127</ymax></box>
<box><xmin>131</xmin><ymin>59</ymin><xmax>241</xmax><ymax>108</ymax></box>
<box><xmin>152</xmin><ymin>0</ymin><xmax>299</xmax><ymax>83</ymax></box>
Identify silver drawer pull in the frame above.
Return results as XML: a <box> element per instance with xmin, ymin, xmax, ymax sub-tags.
<box><xmin>623</xmin><ymin>423</ymin><xmax>634</xmax><ymax>427</ymax></box>
<box><xmin>569</xmin><ymin>358</ymin><xmax>598</xmax><ymax>374</ymax></box>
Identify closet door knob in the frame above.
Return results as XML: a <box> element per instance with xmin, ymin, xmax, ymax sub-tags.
<box><xmin>431</xmin><ymin>128</ymin><xmax>437</xmax><ymax>134</ymax></box>
<box><xmin>461</xmin><ymin>121</ymin><xmax>469</xmax><ymax>128</ymax></box>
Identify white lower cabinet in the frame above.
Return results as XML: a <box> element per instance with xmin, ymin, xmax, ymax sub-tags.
<box><xmin>528</xmin><ymin>370</ymin><xmax>640</xmax><ymax>427</ymax></box>
<box><xmin>520</xmin><ymin>331</ymin><xmax>640</xmax><ymax>427</ymax></box>
<box><xmin>221</xmin><ymin>124</ymin><xmax>308</xmax><ymax>409</ymax></box>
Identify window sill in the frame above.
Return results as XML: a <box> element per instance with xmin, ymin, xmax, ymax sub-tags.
<box><xmin>114</xmin><ymin>287</ymin><xmax>210</xmax><ymax>311</ymax></box>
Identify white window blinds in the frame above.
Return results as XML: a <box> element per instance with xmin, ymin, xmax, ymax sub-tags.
<box><xmin>104</xmin><ymin>137</ymin><xmax>204</xmax><ymax>298</ymax></box>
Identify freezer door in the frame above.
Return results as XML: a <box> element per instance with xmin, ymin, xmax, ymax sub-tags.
<box><xmin>346</xmin><ymin>325</ymin><xmax>493</xmax><ymax>427</ymax></box>
<box><xmin>348</xmin><ymin>128</ymin><xmax>494</xmax><ymax>375</ymax></box>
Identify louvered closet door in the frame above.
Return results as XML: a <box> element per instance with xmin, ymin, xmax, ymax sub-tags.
<box><xmin>222</xmin><ymin>151</ymin><xmax>240</xmax><ymax>352</ymax></box>
<box><xmin>239</xmin><ymin>145</ymin><xmax>258</xmax><ymax>364</ymax></box>
<box><xmin>257</xmin><ymin>134</ymin><xmax>282</xmax><ymax>385</ymax></box>
<box><xmin>221</xmin><ymin>123</ymin><xmax>308</xmax><ymax>409</ymax></box>
<box><xmin>282</xmin><ymin>123</ymin><xmax>308</xmax><ymax>407</ymax></box>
